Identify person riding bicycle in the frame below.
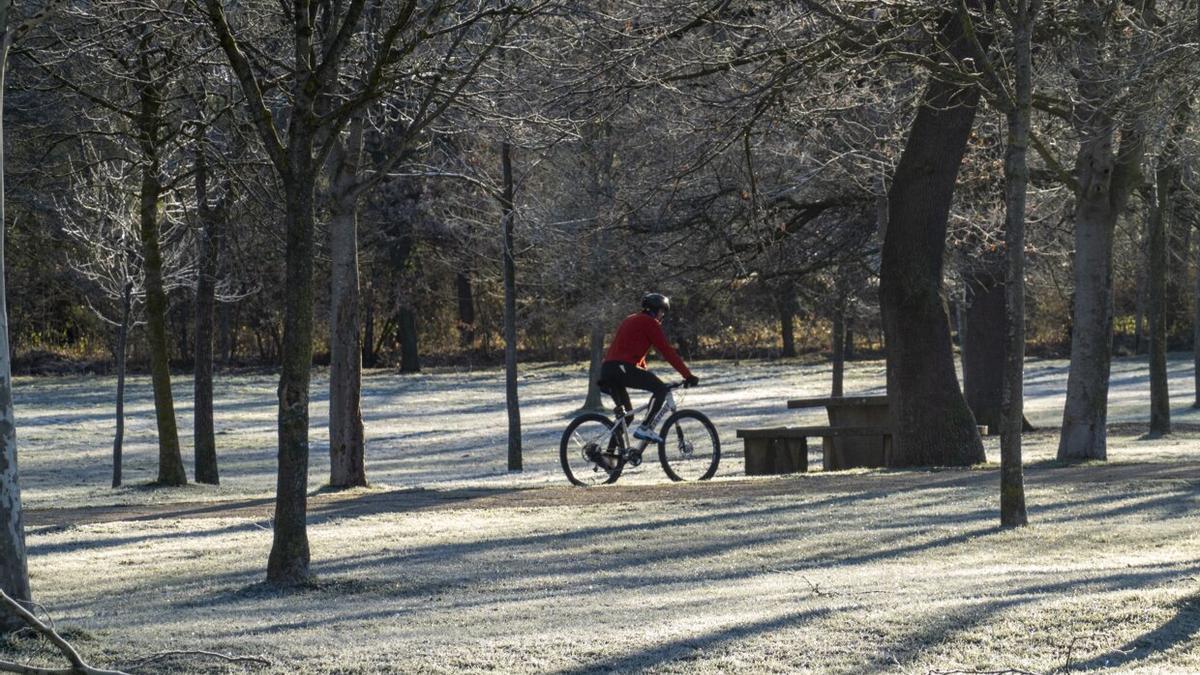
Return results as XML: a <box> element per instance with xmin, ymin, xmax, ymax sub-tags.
<box><xmin>599</xmin><ymin>293</ymin><xmax>700</xmax><ymax>445</ymax></box>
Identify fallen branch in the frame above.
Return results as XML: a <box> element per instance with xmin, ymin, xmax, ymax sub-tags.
<box><xmin>926</xmin><ymin>662</ymin><xmax>1041</xmax><ymax>667</ymax></box>
<box><xmin>0</xmin><ymin>588</ymin><xmax>128</xmax><ymax>675</ymax></box>
<box><xmin>124</xmin><ymin>650</ymin><xmax>272</xmax><ymax>669</ymax></box>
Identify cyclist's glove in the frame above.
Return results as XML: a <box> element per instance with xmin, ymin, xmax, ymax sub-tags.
<box><xmin>685</xmin><ymin>375</ymin><xmax>700</xmax><ymax>388</ymax></box>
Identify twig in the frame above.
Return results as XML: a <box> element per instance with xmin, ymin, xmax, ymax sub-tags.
<box><xmin>767</xmin><ymin>568</ymin><xmax>895</xmax><ymax>597</ymax></box>
<box><xmin>124</xmin><ymin>650</ymin><xmax>272</xmax><ymax>669</ymax></box>
<box><xmin>926</xmin><ymin>662</ymin><xmax>1041</xmax><ymax>667</ymax></box>
<box><xmin>799</xmin><ymin>575</ymin><xmax>830</xmax><ymax>597</ymax></box>
<box><xmin>0</xmin><ymin>589</ymin><xmax>129</xmax><ymax>675</ymax></box>
<box><xmin>1055</xmin><ymin>636</ymin><xmax>1080</xmax><ymax>674</ymax></box>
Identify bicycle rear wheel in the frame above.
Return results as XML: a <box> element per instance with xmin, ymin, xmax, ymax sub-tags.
<box><xmin>560</xmin><ymin>412</ymin><xmax>625</xmax><ymax>486</ymax></box>
<box><xmin>657</xmin><ymin>409</ymin><xmax>720</xmax><ymax>481</ymax></box>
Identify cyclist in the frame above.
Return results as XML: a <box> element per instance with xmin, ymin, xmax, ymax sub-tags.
<box><xmin>599</xmin><ymin>292</ymin><xmax>700</xmax><ymax>445</ymax></box>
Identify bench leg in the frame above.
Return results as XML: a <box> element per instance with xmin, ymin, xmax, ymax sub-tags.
<box><xmin>744</xmin><ymin>438</ymin><xmax>768</xmax><ymax>475</ymax></box>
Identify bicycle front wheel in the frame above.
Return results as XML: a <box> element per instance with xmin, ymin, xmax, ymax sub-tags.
<box><xmin>560</xmin><ymin>412</ymin><xmax>625</xmax><ymax>486</ymax></box>
<box><xmin>658</xmin><ymin>409</ymin><xmax>720</xmax><ymax>481</ymax></box>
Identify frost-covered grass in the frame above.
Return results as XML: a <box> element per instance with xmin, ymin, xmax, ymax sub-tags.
<box><xmin>17</xmin><ymin>470</ymin><xmax>1200</xmax><ymax>673</ymax></box>
<box><xmin>13</xmin><ymin>353</ymin><xmax>1200</xmax><ymax>508</ymax></box>
<box><xmin>7</xmin><ymin>355</ymin><xmax>1200</xmax><ymax>673</ymax></box>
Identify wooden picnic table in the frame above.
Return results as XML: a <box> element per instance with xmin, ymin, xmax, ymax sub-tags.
<box><xmin>786</xmin><ymin>395</ymin><xmax>892</xmax><ymax>470</ymax></box>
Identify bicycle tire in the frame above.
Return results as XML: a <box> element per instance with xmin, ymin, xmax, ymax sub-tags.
<box><xmin>657</xmin><ymin>409</ymin><xmax>720</xmax><ymax>482</ymax></box>
<box><xmin>560</xmin><ymin>412</ymin><xmax>625</xmax><ymax>486</ymax></box>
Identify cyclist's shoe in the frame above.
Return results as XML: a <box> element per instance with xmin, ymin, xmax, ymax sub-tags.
<box><xmin>632</xmin><ymin>425</ymin><xmax>663</xmax><ymax>444</ymax></box>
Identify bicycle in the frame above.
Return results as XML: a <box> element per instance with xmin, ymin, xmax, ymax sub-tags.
<box><xmin>559</xmin><ymin>381</ymin><xmax>720</xmax><ymax>486</ymax></box>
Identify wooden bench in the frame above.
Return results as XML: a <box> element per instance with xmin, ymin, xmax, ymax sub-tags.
<box><xmin>736</xmin><ymin>426</ymin><xmax>893</xmax><ymax>475</ymax></box>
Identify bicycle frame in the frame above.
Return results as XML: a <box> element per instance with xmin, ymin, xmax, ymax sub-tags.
<box><xmin>584</xmin><ymin>385</ymin><xmax>682</xmax><ymax>458</ymax></box>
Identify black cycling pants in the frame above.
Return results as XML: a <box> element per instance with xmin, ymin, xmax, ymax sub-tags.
<box><xmin>599</xmin><ymin>360</ymin><xmax>669</xmax><ymax>427</ymax></box>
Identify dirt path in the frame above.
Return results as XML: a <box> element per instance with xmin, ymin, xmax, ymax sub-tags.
<box><xmin>24</xmin><ymin>461</ymin><xmax>1199</xmax><ymax>530</ymax></box>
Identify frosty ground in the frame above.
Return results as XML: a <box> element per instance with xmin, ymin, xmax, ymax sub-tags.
<box><xmin>7</xmin><ymin>356</ymin><xmax>1200</xmax><ymax>673</ymax></box>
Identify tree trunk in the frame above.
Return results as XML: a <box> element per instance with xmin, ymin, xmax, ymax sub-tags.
<box><xmin>456</xmin><ymin>271</ymin><xmax>476</xmax><ymax>349</ymax></box>
<box><xmin>137</xmin><ymin>59</ymin><xmax>185</xmax><ymax>486</ymax></box>
<box><xmin>1168</xmin><ymin>179</ymin><xmax>1192</xmax><ymax>340</ymax></box>
<box><xmin>174</xmin><ymin>301</ymin><xmax>190</xmax><ymax>364</ymax></box>
<box><xmin>501</xmin><ymin>141</ymin><xmax>522</xmax><ymax>472</ymax></box>
<box><xmin>0</xmin><ymin>36</ymin><xmax>33</xmax><ymax>628</ymax></box>
<box><xmin>328</xmin><ymin>121</ymin><xmax>367</xmax><ymax>489</ymax></box>
<box><xmin>832</xmin><ymin>273</ymin><xmax>846</xmax><ymax>397</ymax></box>
<box><xmin>1057</xmin><ymin>3</ymin><xmax>1146</xmax><ymax>462</ymax></box>
<box><xmin>218</xmin><ymin>299</ymin><xmax>236</xmax><ymax>365</ymax></box>
<box><xmin>193</xmin><ymin>145</ymin><xmax>221</xmax><ymax>485</ymax></box>
<box><xmin>1148</xmin><ymin>166</ymin><xmax>1172</xmax><ymax>437</ymax></box>
<box><xmin>398</xmin><ymin>305</ymin><xmax>420</xmax><ymax>373</ymax></box>
<box><xmin>113</xmin><ymin>283</ymin><xmax>132</xmax><ymax>488</ymax></box>
<box><xmin>963</xmin><ymin>274</ymin><xmax>1006</xmax><ymax>435</ymax></box>
<box><xmin>779</xmin><ymin>283</ymin><xmax>796</xmax><ymax>358</ymax></box>
<box><xmin>1134</xmin><ymin>238</ymin><xmax>1147</xmax><ymax>355</ymax></box>
<box><xmin>1195</xmin><ymin>231</ymin><xmax>1200</xmax><ymax>408</ymax></box>
<box><xmin>999</xmin><ymin>0</ymin><xmax>1036</xmax><ymax>529</ymax></box>
<box><xmin>362</xmin><ymin>279</ymin><xmax>376</xmax><ymax>368</ymax></box>
<box><xmin>267</xmin><ymin>157</ymin><xmax>317</xmax><ymax>586</ymax></box>
<box><xmin>583</xmin><ymin>320</ymin><xmax>606</xmax><ymax>411</ymax></box>
<box><xmin>878</xmin><ymin>3</ymin><xmax>986</xmax><ymax>467</ymax></box>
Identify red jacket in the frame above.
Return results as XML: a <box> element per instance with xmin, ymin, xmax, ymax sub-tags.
<box><xmin>604</xmin><ymin>312</ymin><xmax>693</xmax><ymax>378</ymax></box>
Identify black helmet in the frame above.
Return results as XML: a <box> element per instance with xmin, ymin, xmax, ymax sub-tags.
<box><xmin>641</xmin><ymin>292</ymin><xmax>670</xmax><ymax>314</ymax></box>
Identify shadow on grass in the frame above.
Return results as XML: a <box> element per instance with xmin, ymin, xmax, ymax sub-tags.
<box><xmin>1069</xmin><ymin>592</ymin><xmax>1200</xmax><ymax>671</ymax></box>
<box><xmin>558</xmin><ymin>608</ymin><xmax>833</xmax><ymax>674</ymax></box>
<box><xmin>886</xmin><ymin>568</ymin><xmax>1200</xmax><ymax>671</ymax></box>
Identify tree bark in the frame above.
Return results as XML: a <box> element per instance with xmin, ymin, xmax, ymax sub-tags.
<box><xmin>779</xmin><ymin>282</ymin><xmax>796</xmax><ymax>358</ymax></box>
<box><xmin>1148</xmin><ymin>166</ymin><xmax>1172</xmax><ymax>437</ymax></box>
<box><xmin>1134</xmin><ymin>238</ymin><xmax>1147</xmax><ymax>355</ymax></box>
<box><xmin>832</xmin><ymin>273</ymin><xmax>846</xmax><ymax>397</ymax></box>
<box><xmin>878</xmin><ymin>3</ymin><xmax>986</xmax><ymax>467</ymax></box>
<box><xmin>328</xmin><ymin>120</ymin><xmax>367</xmax><ymax>489</ymax></box>
<box><xmin>137</xmin><ymin>45</ymin><xmax>185</xmax><ymax>486</ymax></box>
<box><xmin>193</xmin><ymin>144</ymin><xmax>222</xmax><ymax>485</ymax></box>
<box><xmin>0</xmin><ymin>34</ymin><xmax>33</xmax><ymax>629</ymax></box>
<box><xmin>398</xmin><ymin>305</ymin><xmax>420</xmax><ymax>373</ymax></box>
<box><xmin>1195</xmin><ymin>230</ymin><xmax>1200</xmax><ymax>408</ymax></box>
<box><xmin>1057</xmin><ymin>2</ymin><xmax>1146</xmax><ymax>462</ymax></box>
<box><xmin>999</xmin><ymin>0</ymin><xmax>1037</xmax><ymax>529</ymax></box>
<box><xmin>362</xmin><ymin>279</ymin><xmax>376</xmax><ymax>368</ymax></box>
<box><xmin>963</xmin><ymin>273</ymin><xmax>1006</xmax><ymax>434</ymax></box>
<box><xmin>583</xmin><ymin>321</ymin><xmax>606</xmax><ymax>411</ymax></box>
<box><xmin>267</xmin><ymin>155</ymin><xmax>317</xmax><ymax>586</ymax></box>
<box><xmin>113</xmin><ymin>283</ymin><xmax>131</xmax><ymax>488</ymax></box>
<box><xmin>501</xmin><ymin>140</ymin><xmax>521</xmax><ymax>471</ymax></box>
<box><xmin>456</xmin><ymin>271</ymin><xmax>475</xmax><ymax>349</ymax></box>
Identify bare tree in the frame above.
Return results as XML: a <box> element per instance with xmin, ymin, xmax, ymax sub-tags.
<box><xmin>61</xmin><ymin>151</ymin><xmax>194</xmax><ymax>488</ymax></box>
<box><xmin>1056</xmin><ymin>0</ymin><xmax>1157</xmax><ymax>461</ymax></box>
<box><xmin>201</xmin><ymin>0</ymin><xmax>526</xmax><ymax>583</ymax></box>
<box><xmin>0</xmin><ymin>0</ymin><xmax>68</xmax><ymax>632</ymax></box>
<box><xmin>880</xmin><ymin>1</ymin><xmax>987</xmax><ymax>467</ymax></box>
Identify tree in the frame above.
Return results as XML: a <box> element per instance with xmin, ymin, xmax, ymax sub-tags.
<box><xmin>31</xmin><ymin>0</ymin><xmax>215</xmax><ymax>485</ymax></box>
<box><xmin>879</xmin><ymin>2</ymin><xmax>987</xmax><ymax>467</ymax></box>
<box><xmin>202</xmin><ymin>0</ymin><xmax>524</xmax><ymax>583</ymax></box>
<box><xmin>1056</xmin><ymin>0</ymin><xmax>1156</xmax><ymax>461</ymax></box>
<box><xmin>996</xmin><ymin>0</ymin><xmax>1039</xmax><ymax>528</ymax></box>
<box><xmin>501</xmin><ymin>139</ymin><xmax>521</xmax><ymax>471</ymax></box>
<box><xmin>0</xmin><ymin>0</ymin><xmax>67</xmax><ymax>632</ymax></box>
<box><xmin>61</xmin><ymin>151</ymin><xmax>193</xmax><ymax>488</ymax></box>
<box><xmin>192</xmin><ymin>130</ymin><xmax>233</xmax><ymax>485</ymax></box>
